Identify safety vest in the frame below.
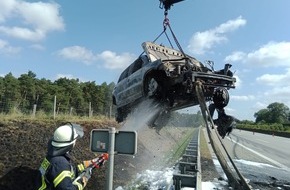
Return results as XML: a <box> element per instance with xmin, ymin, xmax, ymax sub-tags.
<box><xmin>37</xmin><ymin>157</ymin><xmax>83</xmax><ymax>190</ymax></box>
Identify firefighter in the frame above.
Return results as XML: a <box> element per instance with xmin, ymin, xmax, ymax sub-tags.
<box><xmin>209</xmin><ymin>87</ymin><xmax>236</xmax><ymax>138</ymax></box>
<box><xmin>35</xmin><ymin>123</ymin><xmax>97</xmax><ymax>190</ymax></box>
<box><xmin>209</xmin><ymin>104</ymin><xmax>236</xmax><ymax>138</ymax></box>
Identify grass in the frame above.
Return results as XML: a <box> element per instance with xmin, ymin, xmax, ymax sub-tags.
<box><xmin>166</xmin><ymin>127</ymin><xmax>196</xmax><ymax>164</ymax></box>
<box><xmin>199</xmin><ymin>127</ymin><xmax>212</xmax><ymax>160</ymax></box>
<box><xmin>0</xmin><ymin>111</ymin><xmax>114</xmax><ymax>123</ymax></box>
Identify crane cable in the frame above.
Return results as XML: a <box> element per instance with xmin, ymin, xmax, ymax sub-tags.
<box><xmin>152</xmin><ymin>10</ymin><xmax>187</xmax><ymax>59</ymax></box>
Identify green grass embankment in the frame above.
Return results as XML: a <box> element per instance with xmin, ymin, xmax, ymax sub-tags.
<box><xmin>165</xmin><ymin>126</ymin><xmax>196</xmax><ymax>165</ymax></box>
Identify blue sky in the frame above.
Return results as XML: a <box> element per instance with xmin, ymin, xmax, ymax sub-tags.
<box><xmin>1</xmin><ymin>0</ymin><xmax>290</xmax><ymax>121</ymax></box>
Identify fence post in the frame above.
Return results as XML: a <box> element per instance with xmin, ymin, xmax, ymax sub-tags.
<box><xmin>53</xmin><ymin>96</ymin><xmax>56</xmax><ymax>120</ymax></box>
<box><xmin>109</xmin><ymin>104</ymin><xmax>112</xmax><ymax>119</ymax></box>
<box><xmin>70</xmin><ymin>107</ymin><xmax>73</xmax><ymax>116</ymax></box>
<box><xmin>32</xmin><ymin>104</ymin><xmax>37</xmax><ymax>118</ymax></box>
<box><xmin>89</xmin><ymin>102</ymin><xmax>92</xmax><ymax>118</ymax></box>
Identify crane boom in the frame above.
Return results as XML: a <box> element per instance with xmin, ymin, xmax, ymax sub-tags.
<box><xmin>159</xmin><ymin>0</ymin><xmax>185</xmax><ymax>10</ymax></box>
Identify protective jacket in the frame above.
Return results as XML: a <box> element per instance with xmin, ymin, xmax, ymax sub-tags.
<box><xmin>35</xmin><ymin>139</ymin><xmax>87</xmax><ymax>190</ymax></box>
<box><xmin>36</xmin><ymin>153</ymin><xmax>84</xmax><ymax>190</ymax></box>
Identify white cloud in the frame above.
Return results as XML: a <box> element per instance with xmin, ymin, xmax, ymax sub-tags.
<box><xmin>57</xmin><ymin>46</ymin><xmax>96</xmax><ymax>65</ymax></box>
<box><xmin>256</xmin><ymin>68</ymin><xmax>290</xmax><ymax>86</ymax></box>
<box><xmin>0</xmin><ymin>26</ymin><xmax>46</xmax><ymax>41</ymax></box>
<box><xmin>225</xmin><ymin>41</ymin><xmax>290</xmax><ymax>67</ymax></box>
<box><xmin>264</xmin><ymin>86</ymin><xmax>290</xmax><ymax>98</ymax></box>
<box><xmin>57</xmin><ymin>46</ymin><xmax>135</xmax><ymax>69</ymax></box>
<box><xmin>0</xmin><ymin>39</ymin><xmax>21</xmax><ymax>54</ymax></box>
<box><xmin>29</xmin><ymin>44</ymin><xmax>45</xmax><ymax>50</ymax></box>
<box><xmin>55</xmin><ymin>74</ymin><xmax>88</xmax><ymax>82</ymax></box>
<box><xmin>248</xmin><ymin>83</ymin><xmax>290</xmax><ymax>112</ymax></box>
<box><xmin>224</xmin><ymin>51</ymin><xmax>246</xmax><ymax>62</ymax></box>
<box><xmin>0</xmin><ymin>0</ymin><xmax>64</xmax><ymax>41</ymax></box>
<box><xmin>18</xmin><ymin>1</ymin><xmax>64</xmax><ymax>32</ymax></box>
<box><xmin>232</xmin><ymin>74</ymin><xmax>242</xmax><ymax>88</ymax></box>
<box><xmin>56</xmin><ymin>74</ymin><xmax>74</xmax><ymax>80</ymax></box>
<box><xmin>0</xmin><ymin>0</ymin><xmax>16</xmax><ymax>23</ymax></box>
<box><xmin>188</xmin><ymin>16</ymin><xmax>246</xmax><ymax>55</ymax></box>
<box><xmin>254</xmin><ymin>102</ymin><xmax>267</xmax><ymax>109</ymax></box>
<box><xmin>252</xmin><ymin>87</ymin><xmax>290</xmax><ymax>113</ymax></box>
<box><xmin>249</xmin><ymin>101</ymin><xmax>273</xmax><ymax>120</ymax></box>
<box><xmin>231</xmin><ymin>95</ymin><xmax>255</xmax><ymax>101</ymax></box>
<box><xmin>253</xmin><ymin>69</ymin><xmax>290</xmax><ymax>111</ymax></box>
<box><xmin>224</xmin><ymin>107</ymin><xmax>236</xmax><ymax>115</ymax></box>
<box><xmin>97</xmin><ymin>51</ymin><xmax>135</xmax><ymax>69</ymax></box>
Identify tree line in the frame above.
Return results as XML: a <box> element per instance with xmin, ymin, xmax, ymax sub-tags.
<box><xmin>238</xmin><ymin>102</ymin><xmax>290</xmax><ymax>132</ymax></box>
<box><xmin>0</xmin><ymin>71</ymin><xmax>205</xmax><ymax>128</ymax></box>
<box><xmin>0</xmin><ymin>71</ymin><xmax>115</xmax><ymax>117</ymax></box>
<box><xmin>254</xmin><ymin>102</ymin><xmax>290</xmax><ymax>124</ymax></box>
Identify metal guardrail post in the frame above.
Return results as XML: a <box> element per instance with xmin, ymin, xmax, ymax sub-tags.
<box><xmin>172</xmin><ymin>127</ymin><xmax>201</xmax><ymax>189</ymax></box>
<box><xmin>195</xmin><ymin>127</ymin><xmax>202</xmax><ymax>190</ymax></box>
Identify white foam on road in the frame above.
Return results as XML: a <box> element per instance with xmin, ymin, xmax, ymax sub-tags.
<box><xmin>115</xmin><ymin>167</ymin><xmax>230</xmax><ymax>190</ymax></box>
<box><xmin>202</xmin><ymin>180</ymin><xmax>229</xmax><ymax>190</ymax></box>
<box><xmin>227</xmin><ymin>137</ymin><xmax>290</xmax><ymax>172</ymax></box>
<box><xmin>115</xmin><ymin>168</ymin><xmax>174</xmax><ymax>190</ymax></box>
<box><xmin>235</xmin><ymin>159</ymin><xmax>277</xmax><ymax>168</ymax></box>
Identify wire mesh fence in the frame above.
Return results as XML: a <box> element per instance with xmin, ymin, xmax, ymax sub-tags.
<box><xmin>0</xmin><ymin>96</ymin><xmax>114</xmax><ymax>119</ymax></box>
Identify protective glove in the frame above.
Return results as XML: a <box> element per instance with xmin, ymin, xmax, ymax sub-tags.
<box><xmin>83</xmin><ymin>167</ymin><xmax>92</xmax><ymax>180</ymax></box>
<box><xmin>81</xmin><ymin>176</ymin><xmax>89</xmax><ymax>187</ymax></box>
<box><xmin>73</xmin><ymin>167</ymin><xmax>91</xmax><ymax>189</ymax></box>
<box><xmin>81</xmin><ymin>167</ymin><xmax>92</xmax><ymax>187</ymax></box>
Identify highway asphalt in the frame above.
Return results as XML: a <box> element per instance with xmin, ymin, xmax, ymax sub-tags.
<box><xmin>221</xmin><ymin>129</ymin><xmax>290</xmax><ymax>187</ymax></box>
<box><xmin>225</xmin><ymin>129</ymin><xmax>290</xmax><ymax>169</ymax></box>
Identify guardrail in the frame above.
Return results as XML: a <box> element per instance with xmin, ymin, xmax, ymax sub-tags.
<box><xmin>172</xmin><ymin>127</ymin><xmax>201</xmax><ymax>190</ymax></box>
<box><xmin>236</xmin><ymin>127</ymin><xmax>290</xmax><ymax>138</ymax></box>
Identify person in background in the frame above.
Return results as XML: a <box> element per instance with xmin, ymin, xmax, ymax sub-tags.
<box><xmin>208</xmin><ymin>88</ymin><xmax>237</xmax><ymax>138</ymax></box>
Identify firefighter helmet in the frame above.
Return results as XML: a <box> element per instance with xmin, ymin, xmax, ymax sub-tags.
<box><xmin>51</xmin><ymin>123</ymin><xmax>83</xmax><ymax>148</ymax></box>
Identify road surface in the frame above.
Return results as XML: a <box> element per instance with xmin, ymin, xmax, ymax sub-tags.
<box><xmin>224</xmin><ymin>129</ymin><xmax>290</xmax><ymax>169</ymax></box>
<box><xmin>220</xmin><ymin>129</ymin><xmax>290</xmax><ymax>187</ymax></box>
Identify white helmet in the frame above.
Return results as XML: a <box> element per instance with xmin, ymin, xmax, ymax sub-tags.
<box><xmin>51</xmin><ymin>123</ymin><xmax>83</xmax><ymax>148</ymax></box>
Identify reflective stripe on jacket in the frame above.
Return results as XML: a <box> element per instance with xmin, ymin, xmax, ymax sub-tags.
<box><xmin>37</xmin><ymin>154</ymin><xmax>83</xmax><ymax>190</ymax></box>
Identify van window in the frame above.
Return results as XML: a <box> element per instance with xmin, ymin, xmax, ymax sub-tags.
<box><xmin>130</xmin><ymin>57</ymin><xmax>143</xmax><ymax>74</ymax></box>
<box><xmin>118</xmin><ymin>67</ymin><xmax>129</xmax><ymax>83</ymax></box>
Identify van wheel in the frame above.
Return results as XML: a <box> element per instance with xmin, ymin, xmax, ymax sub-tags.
<box><xmin>145</xmin><ymin>76</ymin><xmax>159</xmax><ymax>97</ymax></box>
<box><xmin>115</xmin><ymin>108</ymin><xmax>124</xmax><ymax>123</ymax></box>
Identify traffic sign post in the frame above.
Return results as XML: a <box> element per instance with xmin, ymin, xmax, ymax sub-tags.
<box><xmin>90</xmin><ymin>127</ymin><xmax>137</xmax><ymax>190</ymax></box>
<box><xmin>107</xmin><ymin>127</ymin><xmax>115</xmax><ymax>190</ymax></box>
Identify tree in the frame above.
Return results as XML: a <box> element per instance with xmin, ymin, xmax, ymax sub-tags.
<box><xmin>0</xmin><ymin>71</ymin><xmax>116</xmax><ymax>117</ymax></box>
<box><xmin>0</xmin><ymin>77</ymin><xmax>4</xmax><ymax>111</ymax></box>
<box><xmin>2</xmin><ymin>73</ymin><xmax>21</xmax><ymax>113</ymax></box>
<box><xmin>254</xmin><ymin>102</ymin><xmax>290</xmax><ymax>124</ymax></box>
<box><xmin>267</xmin><ymin>102</ymin><xmax>289</xmax><ymax>123</ymax></box>
<box><xmin>254</xmin><ymin>108</ymin><xmax>269</xmax><ymax>123</ymax></box>
<box><xmin>18</xmin><ymin>71</ymin><xmax>37</xmax><ymax>113</ymax></box>
<box><xmin>102</xmin><ymin>82</ymin><xmax>115</xmax><ymax>116</ymax></box>
<box><xmin>54</xmin><ymin>78</ymin><xmax>85</xmax><ymax>115</ymax></box>
<box><xmin>36</xmin><ymin>78</ymin><xmax>54</xmax><ymax>113</ymax></box>
<box><xmin>81</xmin><ymin>81</ymin><xmax>100</xmax><ymax>115</ymax></box>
